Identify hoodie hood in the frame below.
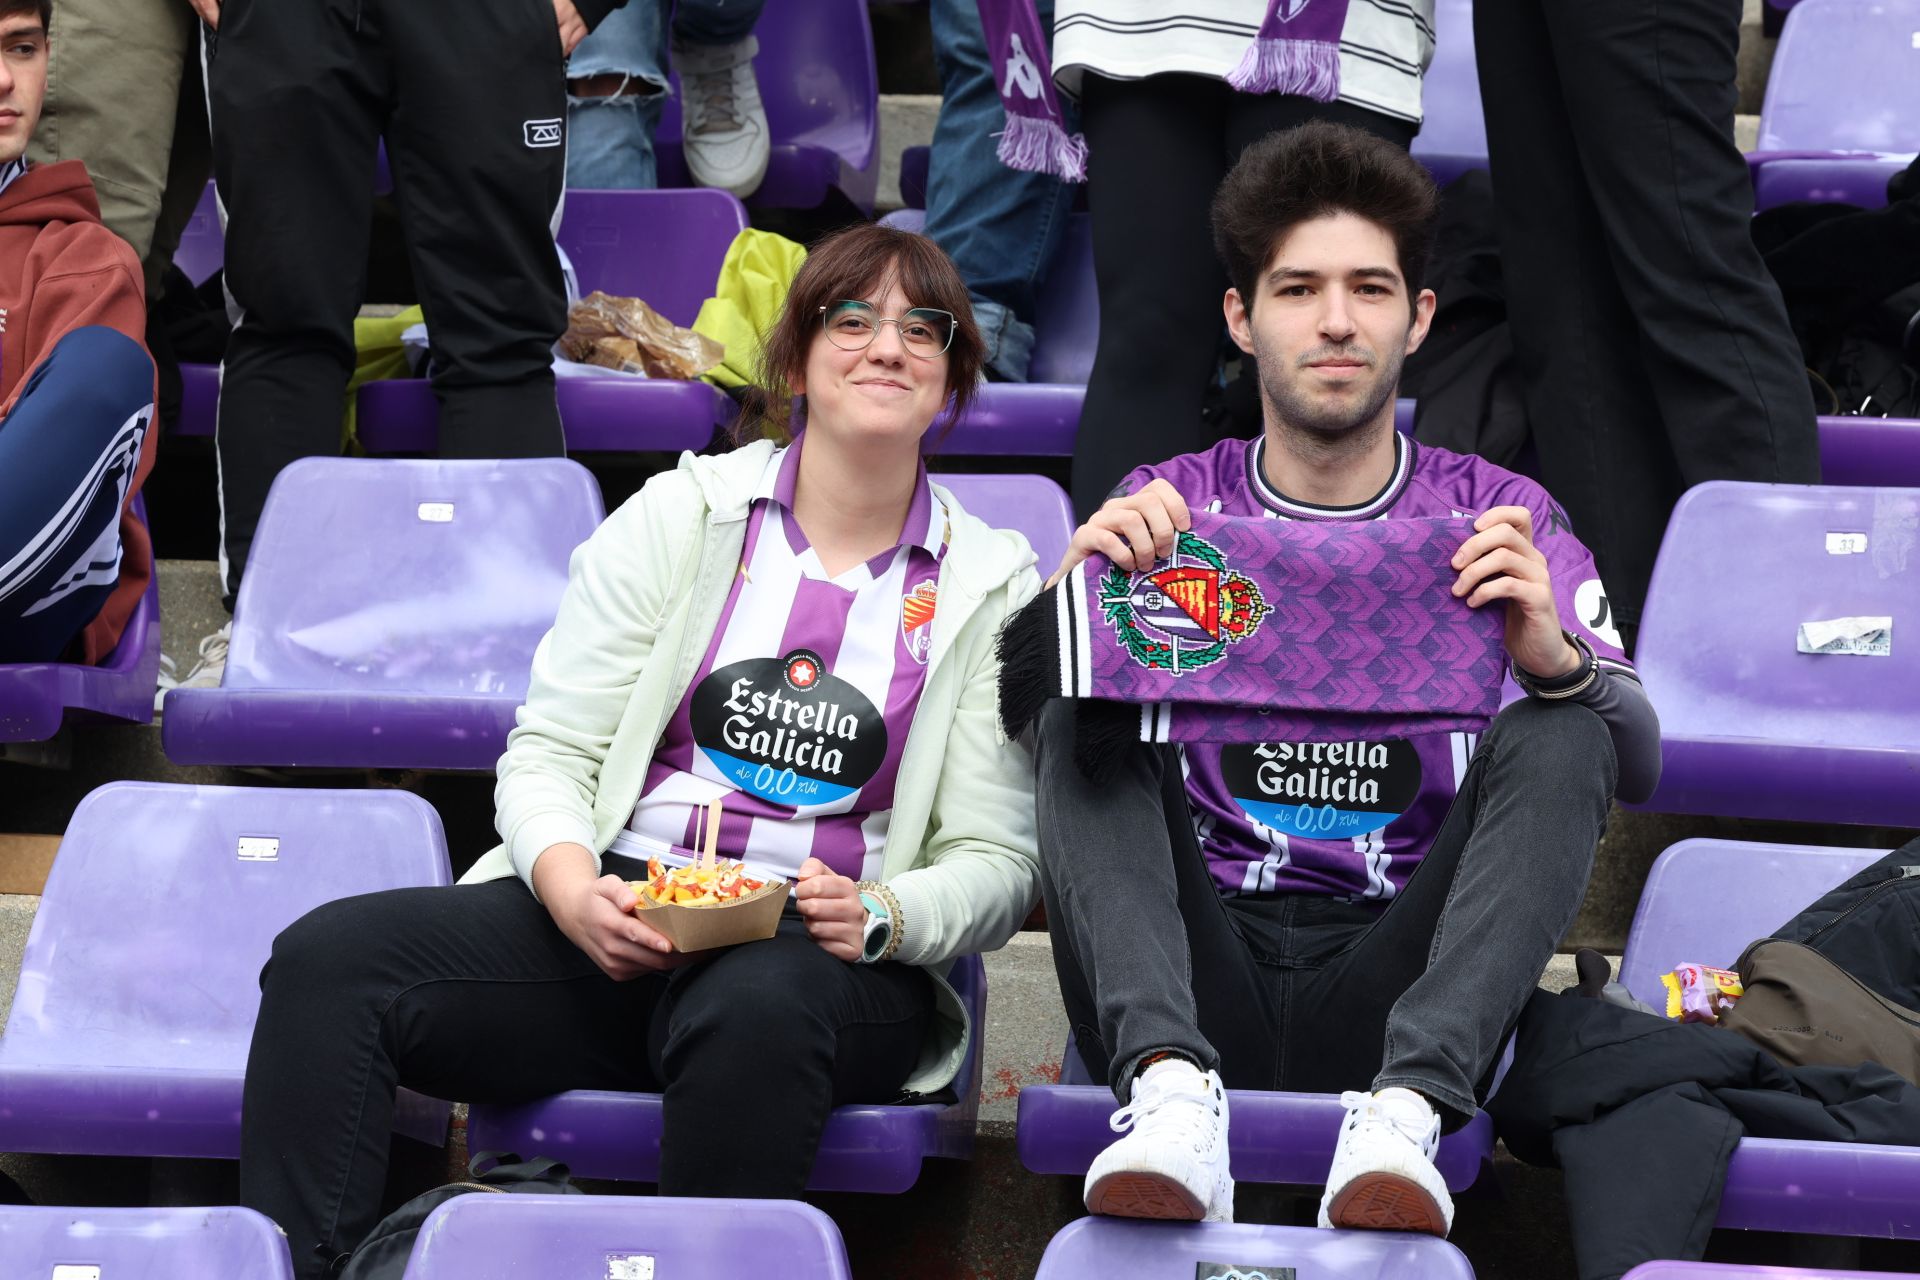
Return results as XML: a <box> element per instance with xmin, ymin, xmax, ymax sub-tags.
<box><xmin>0</xmin><ymin>159</ymin><xmax>103</xmax><ymax>230</ymax></box>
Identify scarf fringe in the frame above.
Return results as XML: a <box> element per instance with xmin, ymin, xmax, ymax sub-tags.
<box><xmin>1071</xmin><ymin>700</ymin><xmax>1139</xmax><ymax>784</ymax></box>
<box><xmin>996</xmin><ymin>112</ymin><xmax>1089</xmax><ymax>184</ymax></box>
<box><xmin>1224</xmin><ymin>36</ymin><xmax>1341</xmax><ymax>100</ymax></box>
<box><xmin>994</xmin><ymin>592</ymin><xmax>1059</xmax><ymax>743</ymax></box>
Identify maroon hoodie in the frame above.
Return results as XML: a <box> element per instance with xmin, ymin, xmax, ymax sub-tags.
<box><xmin>0</xmin><ymin>159</ymin><xmax>156</xmax><ymax>664</ymax></box>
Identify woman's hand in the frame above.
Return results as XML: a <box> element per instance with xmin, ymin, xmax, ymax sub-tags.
<box><xmin>795</xmin><ymin>858</ymin><xmax>866</xmax><ymax>963</ymax></box>
<box><xmin>535</xmin><ymin>844</ymin><xmax>683</xmax><ymax>980</ymax></box>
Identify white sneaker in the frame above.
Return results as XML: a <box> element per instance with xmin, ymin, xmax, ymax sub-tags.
<box><xmin>1084</xmin><ymin>1060</ymin><xmax>1234</xmax><ymax>1222</ymax></box>
<box><xmin>1318</xmin><ymin>1088</ymin><xmax>1453</xmax><ymax>1236</ymax></box>
<box><xmin>675</xmin><ymin>35</ymin><xmax>770</xmax><ymax>197</ymax></box>
<box><xmin>154</xmin><ymin>621</ymin><xmax>231</xmax><ymax>713</ymax></box>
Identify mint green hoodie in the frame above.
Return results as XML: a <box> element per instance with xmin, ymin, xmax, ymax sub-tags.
<box><xmin>460</xmin><ymin>441</ymin><xmax>1044</xmax><ymax>1093</ymax></box>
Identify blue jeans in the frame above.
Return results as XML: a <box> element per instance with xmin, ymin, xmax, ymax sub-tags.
<box><xmin>923</xmin><ymin>0</ymin><xmax>1075</xmax><ymax>382</ymax></box>
<box><xmin>566</xmin><ymin>0</ymin><xmax>767</xmax><ymax>190</ymax></box>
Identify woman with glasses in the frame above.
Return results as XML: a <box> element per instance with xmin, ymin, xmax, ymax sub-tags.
<box><xmin>238</xmin><ymin>223</ymin><xmax>1044</xmax><ymax>1280</ymax></box>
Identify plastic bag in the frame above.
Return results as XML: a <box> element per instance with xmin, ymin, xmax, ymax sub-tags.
<box><xmin>561</xmin><ymin>290</ymin><xmax>725</xmax><ymax>380</ymax></box>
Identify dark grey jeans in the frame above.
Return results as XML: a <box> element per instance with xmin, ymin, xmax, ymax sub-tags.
<box><xmin>1036</xmin><ymin>696</ymin><xmax>1617</xmax><ymax>1130</ymax></box>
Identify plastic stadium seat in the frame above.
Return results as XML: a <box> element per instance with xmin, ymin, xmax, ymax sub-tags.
<box><xmin>1819</xmin><ymin>415</ymin><xmax>1920</xmax><ymax>487</ymax></box>
<box><xmin>161</xmin><ymin>458</ymin><xmax>603</xmax><ymax>770</ymax></box>
<box><xmin>0</xmin><ymin>1205</ymin><xmax>296</xmax><ymax>1280</ymax></box>
<box><xmin>174</xmin><ymin>180</ymin><xmax>222</xmax><ymax>288</ymax></box>
<box><xmin>1034</xmin><ymin>1217</ymin><xmax>1477</xmax><ymax>1280</ymax></box>
<box><xmin>466</xmin><ymin>955</ymin><xmax>988</xmax><ymax>1193</ymax></box>
<box><xmin>354</xmin><ymin>187</ymin><xmax>749</xmax><ymax>454</ymax></box>
<box><xmin>0</xmin><ymin>496</ymin><xmax>162</xmax><ymax>742</ymax></box>
<box><xmin>1626</xmin><ymin>1265</ymin><xmax>1920</xmax><ymax>1280</ymax></box>
<box><xmin>1759</xmin><ymin>0</ymin><xmax>1920</xmax><ymax>154</ymax></box>
<box><xmin>403</xmin><ymin>1195</ymin><xmax>852</xmax><ymax>1280</ymax></box>
<box><xmin>1618</xmin><ymin>838</ymin><xmax>1920</xmax><ymax>1240</ymax></box>
<box><xmin>1630</xmin><ymin>482</ymin><xmax>1920</xmax><ymax>827</ymax></box>
<box><xmin>932</xmin><ymin>473</ymin><xmax>1074</xmax><ymax>575</ymax></box>
<box><xmin>1410</xmin><ymin>0</ymin><xmax>1489</xmax><ymax>188</ymax></box>
<box><xmin>1751</xmin><ymin>153</ymin><xmax>1908</xmax><ymax>210</ymax></box>
<box><xmin>653</xmin><ymin>0</ymin><xmax>878</xmax><ymax>213</ymax></box>
<box><xmin>0</xmin><ymin>781</ymin><xmax>452</xmax><ymax>1159</ymax></box>
<box><xmin>1019</xmin><ymin>1035</ymin><xmax>1495</xmax><ymax>1191</ymax></box>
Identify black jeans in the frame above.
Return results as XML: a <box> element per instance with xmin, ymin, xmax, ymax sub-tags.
<box><xmin>207</xmin><ymin>0</ymin><xmax>570</xmax><ymax>603</ymax></box>
<box><xmin>1476</xmin><ymin>0</ymin><xmax>1820</xmax><ymax>634</ymax></box>
<box><xmin>1035</xmin><ymin>697</ymin><xmax>1616</xmax><ymax>1130</ymax></box>
<box><xmin>239</xmin><ymin>865</ymin><xmax>931</xmax><ymax>1280</ymax></box>
<box><xmin>1071</xmin><ymin>73</ymin><xmax>1416</xmax><ymax>518</ymax></box>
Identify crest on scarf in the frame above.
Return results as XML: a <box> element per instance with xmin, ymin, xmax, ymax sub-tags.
<box><xmin>1100</xmin><ymin>533</ymin><xmax>1271</xmax><ymax>674</ymax></box>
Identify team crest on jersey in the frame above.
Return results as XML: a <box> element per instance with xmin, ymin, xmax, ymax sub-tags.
<box><xmin>900</xmin><ymin>579</ymin><xmax>937</xmax><ymax>665</ymax></box>
<box><xmin>1099</xmin><ymin>532</ymin><xmax>1270</xmax><ymax>674</ymax></box>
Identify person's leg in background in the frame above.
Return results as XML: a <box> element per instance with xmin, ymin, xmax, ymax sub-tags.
<box><xmin>670</xmin><ymin>0</ymin><xmax>771</xmax><ymax>197</ymax></box>
<box><xmin>1545</xmin><ymin>0</ymin><xmax>1820</xmax><ymax>618</ymax></box>
<box><xmin>207</xmin><ymin>0</ymin><xmax>386</xmax><ymax>605</ymax></box>
<box><xmin>0</xmin><ymin>328</ymin><xmax>155</xmax><ymax>663</ymax></box>
<box><xmin>27</xmin><ymin>0</ymin><xmax>195</xmax><ymax>270</ymax></box>
<box><xmin>382</xmin><ymin>0</ymin><xmax>567</xmax><ymax>459</ymax></box>
<box><xmin>923</xmin><ymin>0</ymin><xmax>1074</xmax><ymax>383</ymax></box>
<box><xmin>1477</xmin><ymin>0</ymin><xmax>1678</xmax><ymax>650</ymax></box>
<box><xmin>566</xmin><ymin>0</ymin><xmax>669</xmax><ymax>190</ymax></box>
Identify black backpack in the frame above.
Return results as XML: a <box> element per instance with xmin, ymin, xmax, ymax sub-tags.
<box><xmin>336</xmin><ymin>1152</ymin><xmax>580</xmax><ymax>1280</ymax></box>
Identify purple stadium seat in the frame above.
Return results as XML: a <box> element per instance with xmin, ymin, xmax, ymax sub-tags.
<box><xmin>161</xmin><ymin>458</ymin><xmax>603</xmax><ymax>770</ymax></box>
<box><xmin>0</xmin><ymin>781</ymin><xmax>452</xmax><ymax>1159</ymax></box>
<box><xmin>1410</xmin><ymin>0</ymin><xmax>1489</xmax><ymax>188</ymax></box>
<box><xmin>652</xmin><ymin>0</ymin><xmax>878</xmax><ymax>212</ymax></box>
<box><xmin>932</xmin><ymin>473</ymin><xmax>1073</xmax><ymax>575</ymax></box>
<box><xmin>403</xmin><ymin>1195</ymin><xmax>852</xmax><ymax>1280</ymax></box>
<box><xmin>1630</xmin><ymin>483</ymin><xmax>1920</xmax><ymax>828</ymax></box>
<box><xmin>1819</xmin><ymin>415</ymin><xmax>1920</xmax><ymax>487</ymax></box>
<box><xmin>1617</xmin><ymin>838</ymin><xmax>1920</xmax><ymax>1240</ymax></box>
<box><xmin>174</xmin><ymin>181</ymin><xmax>223</xmax><ymax>288</ymax></box>
<box><xmin>0</xmin><ymin>497</ymin><xmax>162</xmax><ymax>742</ymax></box>
<box><xmin>1626</xmin><ymin>1267</ymin><xmax>1920</xmax><ymax>1280</ymax></box>
<box><xmin>1751</xmin><ymin>153</ymin><xmax>1907</xmax><ymax>211</ymax></box>
<box><xmin>1034</xmin><ymin>1217</ymin><xmax>1477</xmax><ymax>1280</ymax></box>
<box><xmin>1759</xmin><ymin>0</ymin><xmax>1920</xmax><ymax>154</ymax></box>
<box><xmin>466</xmin><ymin>954</ymin><xmax>988</xmax><ymax>1193</ymax></box>
<box><xmin>900</xmin><ymin>144</ymin><xmax>930</xmax><ymax>211</ymax></box>
<box><xmin>355</xmin><ymin>187</ymin><xmax>747</xmax><ymax>454</ymax></box>
<box><xmin>0</xmin><ymin>1205</ymin><xmax>296</xmax><ymax>1279</ymax></box>
<box><xmin>1019</xmin><ymin>1035</ymin><xmax>1495</xmax><ymax>1191</ymax></box>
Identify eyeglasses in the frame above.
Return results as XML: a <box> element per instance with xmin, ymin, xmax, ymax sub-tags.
<box><xmin>818</xmin><ymin>300</ymin><xmax>956</xmax><ymax>358</ymax></box>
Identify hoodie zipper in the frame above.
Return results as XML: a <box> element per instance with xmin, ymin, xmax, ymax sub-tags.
<box><xmin>1798</xmin><ymin>868</ymin><xmax>1919</xmax><ymax>950</ymax></box>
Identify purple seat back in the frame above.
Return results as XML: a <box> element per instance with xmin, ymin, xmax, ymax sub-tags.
<box><xmin>1753</xmin><ymin>155</ymin><xmax>1906</xmax><ymax>210</ymax></box>
<box><xmin>653</xmin><ymin>0</ymin><xmax>878</xmax><ymax>211</ymax></box>
<box><xmin>219</xmin><ymin>458</ymin><xmax>601</xmax><ymax>698</ymax></box>
<box><xmin>404</xmin><ymin>1195</ymin><xmax>851</xmax><ymax>1279</ymax></box>
<box><xmin>1819</xmin><ymin>415</ymin><xmax>1920</xmax><ymax>486</ymax></box>
<box><xmin>1027</xmin><ymin>214</ymin><xmax>1098</xmax><ymax>386</ymax></box>
<box><xmin>557</xmin><ymin>188</ymin><xmax>749</xmax><ymax>324</ymax></box>
<box><xmin>0</xmin><ymin>1205</ymin><xmax>295</xmax><ymax>1279</ymax></box>
<box><xmin>1624</xmin><ymin>1265</ymin><xmax>1918</xmax><ymax>1280</ymax></box>
<box><xmin>1759</xmin><ymin>0</ymin><xmax>1920</xmax><ymax>152</ymax></box>
<box><xmin>932</xmin><ymin>473</ymin><xmax>1073</xmax><ymax>576</ymax></box>
<box><xmin>1633</xmin><ymin>482</ymin><xmax>1920</xmax><ymax>827</ymax></box>
<box><xmin>0</xmin><ymin>497</ymin><xmax>162</xmax><ymax>741</ymax></box>
<box><xmin>175</xmin><ymin>181</ymin><xmax>224</xmax><ymax>288</ymax></box>
<box><xmin>1034</xmin><ymin>1217</ymin><xmax>1476</xmax><ymax>1280</ymax></box>
<box><xmin>1618</xmin><ymin>839</ymin><xmax>1883</xmax><ymax>1009</ymax></box>
<box><xmin>0</xmin><ymin>781</ymin><xmax>452</xmax><ymax>1158</ymax></box>
<box><xmin>1410</xmin><ymin>0</ymin><xmax>1489</xmax><ymax>187</ymax></box>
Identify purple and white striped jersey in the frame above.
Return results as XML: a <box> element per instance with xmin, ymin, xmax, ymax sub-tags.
<box><xmin>611</xmin><ymin>435</ymin><xmax>949</xmax><ymax>883</ymax></box>
<box><xmin>1119</xmin><ymin>433</ymin><xmax>1634</xmax><ymax>902</ymax></box>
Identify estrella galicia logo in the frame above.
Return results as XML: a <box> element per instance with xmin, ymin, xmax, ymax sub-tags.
<box><xmin>690</xmin><ymin>649</ymin><xmax>885</xmax><ymax>805</ymax></box>
<box><xmin>1100</xmin><ymin>532</ymin><xmax>1270</xmax><ymax>675</ymax></box>
<box><xmin>523</xmin><ymin>118</ymin><xmax>564</xmax><ymax>148</ymax></box>
<box><xmin>1221</xmin><ymin>740</ymin><xmax>1422</xmax><ymax>839</ymax></box>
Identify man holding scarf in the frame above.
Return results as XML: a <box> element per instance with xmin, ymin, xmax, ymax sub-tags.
<box><xmin>1008</xmin><ymin>123</ymin><xmax>1660</xmax><ymax>1234</ymax></box>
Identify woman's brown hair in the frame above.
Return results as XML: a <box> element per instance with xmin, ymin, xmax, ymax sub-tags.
<box><xmin>734</xmin><ymin>223</ymin><xmax>986</xmax><ymax>444</ymax></box>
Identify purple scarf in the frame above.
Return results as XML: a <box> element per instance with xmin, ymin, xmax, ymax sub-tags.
<box><xmin>976</xmin><ymin>0</ymin><xmax>1349</xmax><ymax>182</ymax></box>
<box><xmin>996</xmin><ymin>512</ymin><xmax>1505</xmax><ymax>780</ymax></box>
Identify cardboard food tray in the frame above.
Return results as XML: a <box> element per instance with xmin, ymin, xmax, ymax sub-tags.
<box><xmin>630</xmin><ymin>876</ymin><xmax>790</xmax><ymax>951</ymax></box>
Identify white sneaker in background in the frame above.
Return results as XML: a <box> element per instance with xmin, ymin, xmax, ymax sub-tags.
<box><xmin>153</xmin><ymin>621</ymin><xmax>232</xmax><ymax>714</ymax></box>
<box><xmin>675</xmin><ymin>35</ymin><xmax>770</xmax><ymax>198</ymax></box>
<box><xmin>1318</xmin><ymin>1087</ymin><xmax>1453</xmax><ymax>1236</ymax></box>
<box><xmin>1083</xmin><ymin>1059</ymin><xmax>1234</xmax><ymax>1223</ymax></box>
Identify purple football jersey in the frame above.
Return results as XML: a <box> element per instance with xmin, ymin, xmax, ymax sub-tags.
<box><xmin>1122</xmin><ymin>433</ymin><xmax>1634</xmax><ymax>902</ymax></box>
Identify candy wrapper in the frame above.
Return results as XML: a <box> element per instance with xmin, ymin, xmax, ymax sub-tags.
<box><xmin>1662</xmin><ymin>963</ymin><xmax>1744</xmax><ymax>1024</ymax></box>
<box><xmin>561</xmin><ymin>290</ymin><xmax>725</xmax><ymax>380</ymax></box>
